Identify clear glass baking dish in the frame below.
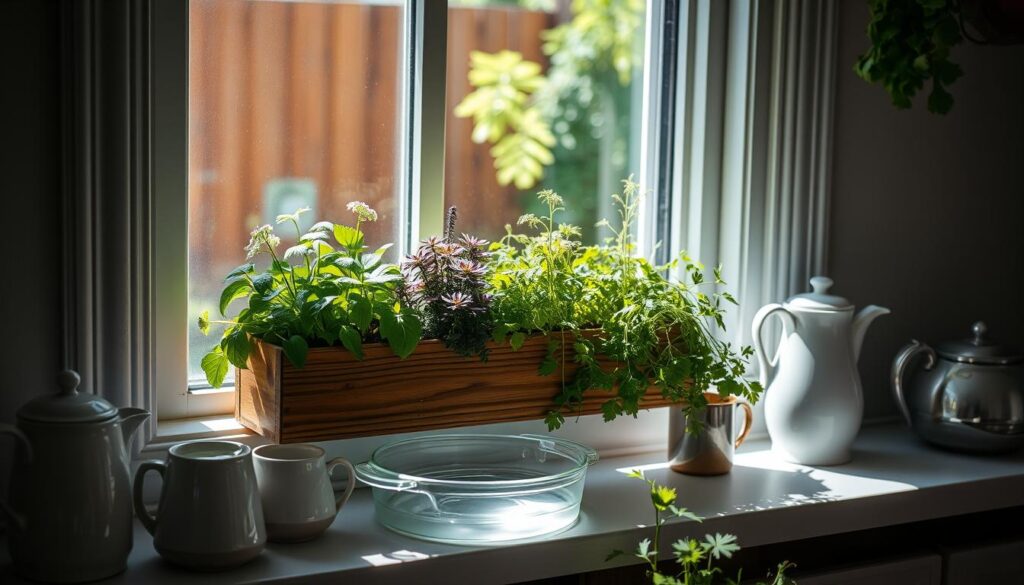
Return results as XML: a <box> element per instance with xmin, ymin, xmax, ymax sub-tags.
<box><xmin>354</xmin><ymin>434</ymin><xmax>599</xmax><ymax>545</ymax></box>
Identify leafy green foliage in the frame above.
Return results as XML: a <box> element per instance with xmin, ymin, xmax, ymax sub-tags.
<box><xmin>489</xmin><ymin>179</ymin><xmax>762</xmax><ymax>429</ymax></box>
<box><xmin>454</xmin><ymin>0</ymin><xmax>644</xmax><ymax>193</ymax></box>
<box><xmin>197</xmin><ymin>180</ymin><xmax>759</xmax><ymax>437</ymax></box>
<box><xmin>614</xmin><ymin>470</ymin><xmax>795</xmax><ymax>585</ymax></box>
<box><xmin>200</xmin><ymin>347</ymin><xmax>230</xmax><ymax>388</ymax></box>
<box><xmin>401</xmin><ymin>207</ymin><xmax>494</xmax><ymax>359</ymax></box>
<box><xmin>541</xmin><ymin>0</ymin><xmax>645</xmax><ymax>87</ymax></box>
<box><xmin>855</xmin><ymin>0</ymin><xmax>964</xmax><ymax>114</ymax></box>
<box><xmin>453</xmin><ymin>51</ymin><xmax>555</xmax><ymax>190</ymax></box>
<box><xmin>197</xmin><ymin>204</ymin><xmax>422</xmax><ymax>387</ymax></box>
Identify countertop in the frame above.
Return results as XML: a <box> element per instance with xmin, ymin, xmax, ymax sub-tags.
<box><xmin>4</xmin><ymin>423</ymin><xmax>1024</xmax><ymax>584</ymax></box>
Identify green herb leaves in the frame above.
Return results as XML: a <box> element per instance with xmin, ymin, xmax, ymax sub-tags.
<box><xmin>198</xmin><ymin>203</ymin><xmax>421</xmax><ymax>387</ymax></box>
<box><xmin>855</xmin><ymin>0</ymin><xmax>964</xmax><ymax>114</ymax></box>
<box><xmin>333</xmin><ymin>224</ymin><xmax>364</xmax><ymax>251</ymax></box>
<box><xmin>490</xmin><ymin>179</ymin><xmax>762</xmax><ymax>429</ymax></box>
<box><xmin>199</xmin><ymin>178</ymin><xmax>760</xmax><ymax>427</ymax></box>
<box><xmin>378</xmin><ymin>308</ymin><xmax>422</xmax><ymax>359</ymax></box>
<box><xmin>619</xmin><ymin>471</ymin><xmax>794</xmax><ymax>585</ymax></box>
<box><xmin>200</xmin><ymin>347</ymin><xmax>230</xmax><ymax>389</ymax></box>
<box><xmin>338</xmin><ymin>325</ymin><xmax>363</xmax><ymax>360</ymax></box>
<box><xmin>400</xmin><ymin>209</ymin><xmax>494</xmax><ymax>359</ymax></box>
<box><xmin>281</xmin><ymin>335</ymin><xmax>308</xmax><ymax>369</ymax></box>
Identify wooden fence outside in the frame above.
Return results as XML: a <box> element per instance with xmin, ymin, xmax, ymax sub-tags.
<box><xmin>188</xmin><ymin>0</ymin><xmax>554</xmax><ymax>291</ymax></box>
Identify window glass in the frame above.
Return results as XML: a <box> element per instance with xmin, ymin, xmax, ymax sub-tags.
<box><xmin>187</xmin><ymin>0</ymin><xmax>406</xmax><ymax>384</ymax></box>
<box><xmin>444</xmin><ymin>0</ymin><xmax>647</xmax><ymax>244</ymax></box>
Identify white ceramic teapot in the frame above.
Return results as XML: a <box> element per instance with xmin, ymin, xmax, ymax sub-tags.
<box><xmin>0</xmin><ymin>370</ymin><xmax>150</xmax><ymax>582</ymax></box>
<box><xmin>751</xmin><ymin>276</ymin><xmax>889</xmax><ymax>465</ymax></box>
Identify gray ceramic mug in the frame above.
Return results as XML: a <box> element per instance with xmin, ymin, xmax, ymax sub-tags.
<box><xmin>668</xmin><ymin>393</ymin><xmax>753</xmax><ymax>475</ymax></box>
<box><xmin>253</xmin><ymin>444</ymin><xmax>356</xmax><ymax>543</ymax></box>
<box><xmin>134</xmin><ymin>440</ymin><xmax>266</xmax><ymax>570</ymax></box>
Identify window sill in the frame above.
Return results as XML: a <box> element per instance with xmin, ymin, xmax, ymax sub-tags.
<box><xmin>146</xmin><ymin>415</ymin><xmax>257</xmax><ymax>457</ymax></box>
<box><xmin>61</xmin><ymin>423</ymin><xmax>1024</xmax><ymax>585</ymax></box>
<box><xmin>156</xmin><ymin>415</ymin><xmax>248</xmax><ymax>440</ymax></box>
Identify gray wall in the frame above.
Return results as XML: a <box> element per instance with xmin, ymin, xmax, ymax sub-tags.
<box><xmin>0</xmin><ymin>0</ymin><xmax>62</xmax><ymax>420</ymax></box>
<box><xmin>0</xmin><ymin>0</ymin><xmax>62</xmax><ymax>509</ymax></box>
<box><xmin>831</xmin><ymin>1</ymin><xmax>1024</xmax><ymax>420</ymax></box>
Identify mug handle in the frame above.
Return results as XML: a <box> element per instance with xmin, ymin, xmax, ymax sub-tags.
<box><xmin>734</xmin><ymin>402</ymin><xmax>754</xmax><ymax>448</ymax></box>
<box><xmin>326</xmin><ymin>457</ymin><xmax>357</xmax><ymax>512</ymax></box>
<box><xmin>134</xmin><ymin>460</ymin><xmax>166</xmax><ymax>535</ymax></box>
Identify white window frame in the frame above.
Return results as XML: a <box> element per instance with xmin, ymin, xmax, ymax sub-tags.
<box><xmin>62</xmin><ymin>0</ymin><xmax>839</xmax><ymax>458</ymax></box>
<box><xmin>157</xmin><ymin>0</ymin><xmax>682</xmax><ymax>425</ymax></box>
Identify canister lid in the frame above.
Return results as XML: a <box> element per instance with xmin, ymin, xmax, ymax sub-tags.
<box><xmin>17</xmin><ymin>370</ymin><xmax>119</xmax><ymax>423</ymax></box>
<box><xmin>785</xmin><ymin>276</ymin><xmax>854</xmax><ymax>311</ymax></box>
<box><xmin>935</xmin><ymin>322</ymin><xmax>1023</xmax><ymax>365</ymax></box>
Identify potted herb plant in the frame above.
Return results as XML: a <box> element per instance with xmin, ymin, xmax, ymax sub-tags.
<box><xmin>198</xmin><ymin>203</ymin><xmax>420</xmax><ymax>384</ymax></box>
<box><xmin>488</xmin><ymin>179</ymin><xmax>761</xmax><ymax>430</ymax></box>
<box><xmin>200</xmin><ymin>180</ymin><xmax>759</xmax><ymax>444</ymax></box>
<box><xmin>399</xmin><ymin>206</ymin><xmax>494</xmax><ymax>360</ymax></box>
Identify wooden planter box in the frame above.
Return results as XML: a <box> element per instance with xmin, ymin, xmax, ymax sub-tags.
<box><xmin>235</xmin><ymin>335</ymin><xmax>677</xmax><ymax>443</ymax></box>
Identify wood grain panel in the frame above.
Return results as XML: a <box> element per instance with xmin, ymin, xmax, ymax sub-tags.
<box><xmin>236</xmin><ymin>336</ymin><xmax>678</xmax><ymax>443</ymax></box>
<box><xmin>443</xmin><ymin>8</ymin><xmax>554</xmax><ymax>241</ymax></box>
<box><xmin>235</xmin><ymin>340</ymin><xmax>282</xmax><ymax>443</ymax></box>
<box><xmin>190</xmin><ymin>5</ymin><xmax>556</xmax><ymax>281</ymax></box>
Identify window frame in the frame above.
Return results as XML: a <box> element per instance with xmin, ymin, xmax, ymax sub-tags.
<box><xmin>161</xmin><ymin>0</ymin><xmax>681</xmax><ymax>425</ymax></box>
<box><xmin>63</xmin><ymin>0</ymin><xmax>841</xmax><ymax>456</ymax></box>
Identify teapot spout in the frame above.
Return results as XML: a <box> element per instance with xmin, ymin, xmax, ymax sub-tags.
<box><xmin>851</xmin><ymin>305</ymin><xmax>890</xmax><ymax>362</ymax></box>
<box><xmin>118</xmin><ymin>407</ymin><xmax>151</xmax><ymax>450</ymax></box>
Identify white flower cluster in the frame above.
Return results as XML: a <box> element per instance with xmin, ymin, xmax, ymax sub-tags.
<box><xmin>244</xmin><ymin>224</ymin><xmax>281</xmax><ymax>260</ymax></box>
<box><xmin>346</xmin><ymin>201</ymin><xmax>378</xmax><ymax>223</ymax></box>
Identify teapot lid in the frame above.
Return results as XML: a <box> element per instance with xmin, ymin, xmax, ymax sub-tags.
<box><xmin>786</xmin><ymin>276</ymin><xmax>853</xmax><ymax>311</ymax></box>
<box><xmin>18</xmin><ymin>370</ymin><xmax>119</xmax><ymax>423</ymax></box>
<box><xmin>935</xmin><ymin>322</ymin><xmax>1023</xmax><ymax>365</ymax></box>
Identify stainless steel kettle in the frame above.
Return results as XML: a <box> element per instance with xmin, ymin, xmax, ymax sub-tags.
<box><xmin>892</xmin><ymin>322</ymin><xmax>1024</xmax><ymax>453</ymax></box>
<box><xmin>0</xmin><ymin>370</ymin><xmax>150</xmax><ymax>582</ymax></box>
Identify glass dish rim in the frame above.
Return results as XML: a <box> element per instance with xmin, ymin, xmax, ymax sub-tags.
<box><xmin>361</xmin><ymin>433</ymin><xmax>598</xmax><ymax>488</ymax></box>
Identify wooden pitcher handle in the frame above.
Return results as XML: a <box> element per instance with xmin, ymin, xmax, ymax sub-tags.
<box><xmin>735</xmin><ymin>402</ymin><xmax>754</xmax><ymax>448</ymax></box>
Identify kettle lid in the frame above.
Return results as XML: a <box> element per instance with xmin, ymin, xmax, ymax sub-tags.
<box><xmin>18</xmin><ymin>370</ymin><xmax>119</xmax><ymax>423</ymax></box>
<box><xmin>786</xmin><ymin>276</ymin><xmax>854</xmax><ymax>311</ymax></box>
<box><xmin>935</xmin><ymin>322</ymin><xmax>1023</xmax><ymax>365</ymax></box>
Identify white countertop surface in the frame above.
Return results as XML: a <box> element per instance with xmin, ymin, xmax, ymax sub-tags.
<box><xmin>4</xmin><ymin>423</ymin><xmax>1024</xmax><ymax>584</ymax></box>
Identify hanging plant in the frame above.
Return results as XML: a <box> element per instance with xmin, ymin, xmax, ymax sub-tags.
<box><xmin>855</xmin><ymin>0</ymin><xmax>1024</xmax><ymax>114</ymax></box>
<box><xmin>855</xmin><ymin>0</ymin><xmax>965</xmax><ymax>114</ymax></box>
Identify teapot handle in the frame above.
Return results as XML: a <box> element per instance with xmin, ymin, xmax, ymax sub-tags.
<box><xmin>0</xmin><ymin>424</ymin><xmax>32</xmax><ymax>534</ymax></box>
<box><xmin>751</xmin><ymin>303</ymin><xmax>796</xmax><ymax>387</ymax></box>
<box><xmin>891</xmin><ymin>340</ymin><xmax>936</xmax><ymax>427</ymax></box>
<box><xmin>134</xmin><ymin>460</ymin><xmax>167</xmax><ymax>536</ymax></box>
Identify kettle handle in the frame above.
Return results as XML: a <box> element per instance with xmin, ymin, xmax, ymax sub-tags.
<box><xmin>134</xmin><ymin>459</ymin><xmax>167</xmax><ymax>536</ymax></box>
<box><xmin>0</xmin><ymin>424</ymin><xmax>32</xmax><ymax>534</ymax></box>
<box><xmin>751</xmin><ymin>303</ymin><xmax>796</xmax><ymax>387</ymax></box>
<box><xmin>891</xmin><ymin>340</ymin><xmax>936</xmax><ymax>427</ymax></box>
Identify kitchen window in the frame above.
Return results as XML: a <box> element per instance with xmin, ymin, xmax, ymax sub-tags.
<box><xmin>63</xmin><ymin>0</ymin><xmax>835</xmax><ymax>451</ymax></box>
<box><xmin>178</xmin><ymin>0</ymin><xmax>671</xmax><ymax>420</ymax></box>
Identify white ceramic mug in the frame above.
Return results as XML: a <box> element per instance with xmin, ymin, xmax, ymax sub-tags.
<box><xmin>134</xmin><ymin>440</ymin><xmax>266</xmax><ymax>570</ymax></box>
<box><xmin>252</xmin><ymin>444</ymin><xmax>356</xmax><ymax>542</ymax></box>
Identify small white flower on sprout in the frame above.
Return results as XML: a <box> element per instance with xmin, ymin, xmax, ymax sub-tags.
<box><xmin>244</xmin><ymin>224</ymin><xmax>280</xmax><ymax>260</ymax></box>
<box><xmin>346</xmin><ymin>201</ymin><xmax>378</xmax><ymax>223</ymax></box>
